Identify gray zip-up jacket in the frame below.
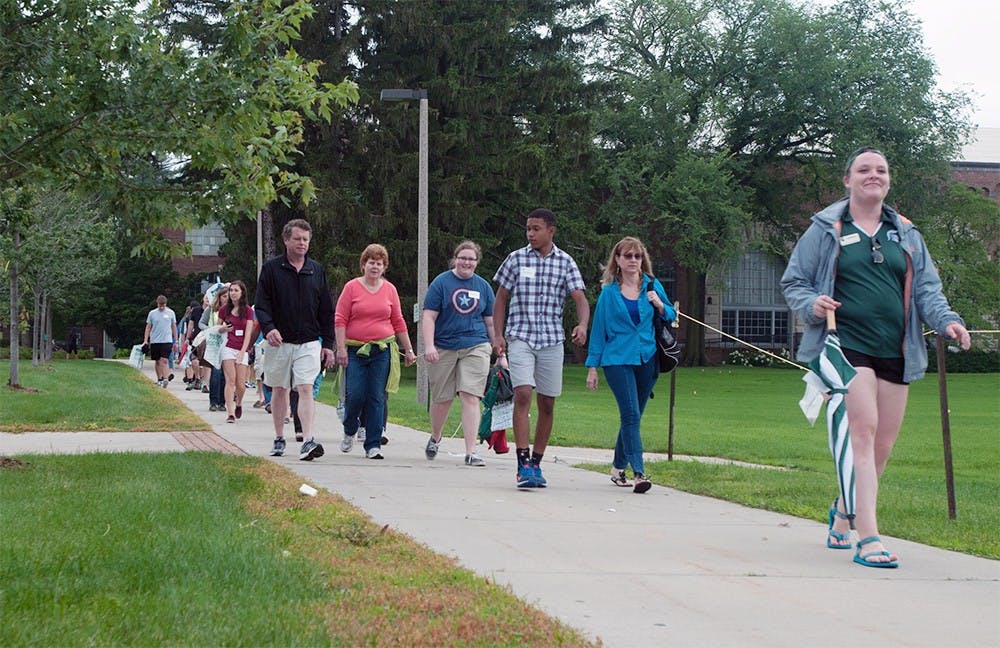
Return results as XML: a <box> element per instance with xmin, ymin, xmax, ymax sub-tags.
<box><xmin>780</xmin><ymin>198</ymin><xmax>963</xmax><ymax>382</ymax></box>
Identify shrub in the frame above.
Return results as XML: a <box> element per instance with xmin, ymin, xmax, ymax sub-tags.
<box><xmin>725</xmin><ymin>347</ymin><xmax>792</xmax><ymax>368</ymax></box>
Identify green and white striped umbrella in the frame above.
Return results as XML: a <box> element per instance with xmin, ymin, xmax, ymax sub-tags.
<box><xmin>800</xmin><ymin>312</ymin><xmax>858</xmax><ymax>522</ymax></box>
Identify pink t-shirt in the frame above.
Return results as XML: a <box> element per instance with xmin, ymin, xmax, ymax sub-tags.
<box><xmin>335</xmin><ymin>278</ymin><xmax>407</xmax><ymax>342</ymax></box>
<box><xmin>219</xmin><ymin>305</ymin><xmax>254</xmax><ymax>351</ymax></box>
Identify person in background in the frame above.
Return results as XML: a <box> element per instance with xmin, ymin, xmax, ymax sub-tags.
<box><xmin>493</xmin><ymin>208</ymin><xmax>589</xmax><ymax>488</ymax></box>
<box><xmin>585</xmin><ymin>236</ymin><xmax>675</xmax><ymax>494</ymax></box>
<box><xmin>781</xmin><ymin>146</ymin><xmax>971</xmax><ymax>568</ymax></box>
<box><xmin>422</xmin><ymin>241</ymin><xmax>497</xmax><ymax>467</ymax></box>
<box><xmin>335</xmin><ymin>244</ymin><xmax>417</xmax><ymax>460</ymax></box>
<box><xmin>199</xmin><ymin>285</ymin><xmax>230</xmax><ymax>412</ymax></box>
<box><xmin>185</xmin><ymin>299</ymin><xmax>204</xmax><ymax>391</ymax></box>
<box><xmin>255</xmin><ymin>219</ymin><xmax>335</xmax><ymax>461</ymax></box>
<box><xmin>142</xmin><ymin>295</ymin><xmax>178</xmax><ymax>388</ymax></box>
<box><xmin>218</xmin><ymin>280</ymin><xmax>255</xmax><ymax>424</ymax></box>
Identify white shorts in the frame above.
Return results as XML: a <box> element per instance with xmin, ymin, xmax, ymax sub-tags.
<box><xmin>263</xmin><ymin>340</ymin><xmax>321</xmax><ymax>389</ymax></box>
<box><xmin>220</xmin><ymin>346</ymin><xmax>249</xmax><ymax>366</ymax></box>
<box><xmin>506</xmin><ymin>338</ymin><xmax>564</xmax><ymax>397</ymax></box>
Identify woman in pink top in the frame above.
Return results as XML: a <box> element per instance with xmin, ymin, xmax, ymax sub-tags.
<box><xmin>218</xmin><ymin>279</ymin><xmax>255</xmax><ymax>423</ymax></box>
<box><xmin>335</xmin><ymin>244</ymin><xmax>416</xmax><ymax>459</ymax></box>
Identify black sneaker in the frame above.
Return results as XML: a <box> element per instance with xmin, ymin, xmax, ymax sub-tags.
<box><xmin>299</xmin><ymin>439</ymin><xmax>325</xmax><ymax>461</ymax></box>
<box><xmin>270</xmin><ymin>437</ymin><xmax>286</xmax><ymax>457</ymax></box>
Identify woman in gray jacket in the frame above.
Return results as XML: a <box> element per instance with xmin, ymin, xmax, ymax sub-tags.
<box><xmin>781</xmin><ymin>147</ymin><xmax>970</xmax><ymax>568</ymax></box>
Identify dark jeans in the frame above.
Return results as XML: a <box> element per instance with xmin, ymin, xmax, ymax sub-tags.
<box><xmin>209</xmin><ymin>366</ymin><xmax>226</xmax><ymax>409</ymax></box>
<box><xmin>343</xmin><ymin>346</ymin><xmax>390</xmax><ymax>452</ymax></box>
<box><xmin>603</xmin><ymin>356</ymin><xmax>658</xmax><ymax>474</ymax></box>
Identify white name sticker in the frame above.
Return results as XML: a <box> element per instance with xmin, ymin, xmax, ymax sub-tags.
<box><xmin>467</xmin><ymin>290</ymin><xmax>481</xmax><ymax>299</ymax></box>
<box><xmin>235</xmin><ymin>329</ymin><xmax>244</xmax><ymax>336</ymax></box>
<box><xmin>520</xmin><ymin>267</ymin><xmax>536</xmax><ymax>279</ymax></box>
<box><xmin>840</xmin><ymin>233</ymin><xmax>861</xmax><ymax>246</ymax></box>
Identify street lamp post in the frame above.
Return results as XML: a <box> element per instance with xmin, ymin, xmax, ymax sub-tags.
<box><xmin>380</xmin><ymin>88</ymin><xmax>429</xmax><ymax>407</ymax></box>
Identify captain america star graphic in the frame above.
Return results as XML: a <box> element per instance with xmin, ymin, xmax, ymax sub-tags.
<box><xmin>450</xmin><ymin>286</ymin><xmax>481</xmax><ymax>315</ymax></box>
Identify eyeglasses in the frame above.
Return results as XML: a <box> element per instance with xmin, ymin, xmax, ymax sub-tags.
<box><xmin>455</xmin><ymin>256</ymin><xmax>478</xmax><ymax>263</ymax></box>
<box><xmin>871</xmin><ymin>237</ymin><xmax>883</xmax><ymax>264</ymax></box>
<box><xmin>619</xmin><ymin>252</ymin><xmax>643</xmax><ymax>260</ymax></box>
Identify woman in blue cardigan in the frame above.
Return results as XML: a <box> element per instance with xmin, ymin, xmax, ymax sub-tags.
<box><xmin>586</xmin><ymin>237</ymin><xmax>676</xmax><ymax>493</ymax></box>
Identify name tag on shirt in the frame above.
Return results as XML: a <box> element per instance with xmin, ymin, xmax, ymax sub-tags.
<box><xmin>235</xmin><ymin>329</ymin><xmax>244</xmax><ymax>337</ymax></box>
<box><xmin>520</xmin><ymin>267</ymin><xmax>536</xmax><ymax>279</ymax></box>
<box><xmin>467</xmin><ymin>290</ymin><xmax>481</xmax><ymax>299</ymax></box>
<box><xmin>839</xmin><ymin>233</ymin><xmax>861</xmax><ymax>246</ymax></box>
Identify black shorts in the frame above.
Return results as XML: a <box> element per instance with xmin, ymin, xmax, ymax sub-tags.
<box><xmin>842</xmin><ymin>348</ymin><xmax>907</xmax><ymax>385</ymax></box>
<box><xmin>149</xmin><ymin>342</ymin><xmax>173</xmax><ymax>361</ymax></box>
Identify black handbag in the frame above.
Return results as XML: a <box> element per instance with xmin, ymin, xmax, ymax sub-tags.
<box><xmin>647</xmin><ymin>279</ymin><xmax>680</xmax><ymax>373</ymax></box>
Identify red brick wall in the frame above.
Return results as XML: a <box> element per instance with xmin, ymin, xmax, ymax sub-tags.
<box><xmin>952</xmin><ymin>166</ymin><xmax>1000</xmax><ymax>203</ymax></box>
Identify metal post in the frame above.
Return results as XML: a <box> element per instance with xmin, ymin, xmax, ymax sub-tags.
<box><xmin>416</xmin><ymin>94</ymin><xmax>429</xmax><ymax>407</ymax></box>
<box><xmin>256</xmin><ymin>210</ymin><xmax>263</xmax><ymax>280</ymax></box>
<box><xmin>379</xmin><ymin>88</ymin><xmax>430</xmax><ymax>408</ymax></box>
<box><xmin>935</xmin><ymin>335</ymin><xmax>957</xmax><ymax>519</ymax></box>
<box><xmin>668</xmin><ymin>369</ymin><xmax>676</xmax><ymax>460</ymax></box>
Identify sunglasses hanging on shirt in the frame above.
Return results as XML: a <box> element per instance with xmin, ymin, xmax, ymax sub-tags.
<box><xmin>871</xmin><ymin>236</ymin><xmax>884</xmax><ymax>264</ymax></box>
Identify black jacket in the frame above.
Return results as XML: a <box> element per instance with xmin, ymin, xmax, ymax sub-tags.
<box><xmin>254</xmin><ymin>254</ymin><xmax>335</xmax><ymax>349</ymax></box>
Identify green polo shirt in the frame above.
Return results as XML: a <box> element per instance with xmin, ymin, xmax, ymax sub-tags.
<box><xmin>833</xmin><ymin>211</ymin><xmax>907</xmax><ymax>358</ymax></box>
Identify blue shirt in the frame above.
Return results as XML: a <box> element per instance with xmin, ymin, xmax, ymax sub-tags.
<box><xmin>424</xmin><ymin>270</ymin><xmax>495</xmax><ymax>350</ymax></box>
<box><xmin>493</xmin><ymin>243</ymin><xmax>585</xmax><ymax>349</ymax></box>
<box><xmin>586</xmin><ymin>276</ymin><xmax>675</xmax><ymax>368</ymax></box>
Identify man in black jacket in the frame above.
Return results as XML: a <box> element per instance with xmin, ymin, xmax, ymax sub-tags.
<box><xmin>255</xmin><ymin>218</ymin><xmax>335</xmax><ymax>460</ymax></box>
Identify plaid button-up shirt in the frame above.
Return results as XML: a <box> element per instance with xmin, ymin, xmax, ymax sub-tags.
<box><xmin>493</xmin><ymin>243</ymin><xmax>585</xmax><ymax>349</ymax></box>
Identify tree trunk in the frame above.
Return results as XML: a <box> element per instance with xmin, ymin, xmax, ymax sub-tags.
<box><xmin>32</xmin><ymin>290</ymin><xmax>40</xmax><ymax>366</ymax></box>
<box><xmin>262</xmin><ymin>207</ymin><xmax>276</xmax><ymax>260</ymax></box>
<box><xmin>8</xmin><ymin>227</ymin><xmax>20</xmax><ymax>388</ymax></box>
<box><xmin>681</xmin><ymin>270</ymin><xmax>709</xmax><ymax>366</ymax></box>
<box><xmin>44</xmin><ymin>292</ymin><xmax>53</xmax><ymax>363</ymax></box>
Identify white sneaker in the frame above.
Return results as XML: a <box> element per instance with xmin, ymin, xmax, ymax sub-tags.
<box><xmin>366</xmin><ymin>447</ymin><xmax>383</xmax><ymax>460</ymax></box>
<box><xmin>357</xmin><ymin>427</ymin><xmax>366</xmax><ymax>442</ymax></box>
<box><xmin>464</xmin><ymin>453</ymin><xmax>485</xmax><ymax>467</ymax></box>
<box><xmin>339</xmin><ymin>433</ymin><xmax>353</xmax><ymax>453</ymax></box>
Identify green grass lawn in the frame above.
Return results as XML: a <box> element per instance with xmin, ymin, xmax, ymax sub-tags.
<box><xmin>0</xmin><ymin>453</ymin><xmax>590</xmax><ymax>646</ymax></box>
<box><xmin>0</xmin><ymin>360</ymin><xmax>207</xmax><ymax>432</ymax></box>
<box><xmin>361</xmin><ymin>364</ymin><xmax>1000</xmax><ymax>559</ymax></box>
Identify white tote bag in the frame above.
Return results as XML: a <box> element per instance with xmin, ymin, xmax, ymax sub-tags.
<box><xmin>129</xmin><ymin>345</ymin><xmax>144</xmax><ymax>370</ymax></box>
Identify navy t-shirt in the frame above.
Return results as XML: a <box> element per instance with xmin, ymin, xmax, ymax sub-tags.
<box><xmin>423</xmin><ymin>271</ymin><xmax>495</xmax><ymax>350</ymax></box>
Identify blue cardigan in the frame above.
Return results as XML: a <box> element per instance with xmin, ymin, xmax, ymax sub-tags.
<box><xmin>586</xmin><ymin>275</ymin><xmax>675</xmax><ymax>368</ymax></box>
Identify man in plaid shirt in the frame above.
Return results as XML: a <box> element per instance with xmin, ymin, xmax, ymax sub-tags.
<box><xmin>493</xmin><ymin>208</ymin><xmax>590</xmax><ymax>488</ymax></box>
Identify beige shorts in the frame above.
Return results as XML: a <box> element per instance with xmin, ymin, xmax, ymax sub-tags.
<box><xmin>263</xmin><ymin>340</ymin><xmax>321</xmax><ymax>389</ymax></box>
<box><xmin>427</xmin><ymin>343</ymin><xmax>492</xmax><ymax>403</ymax></box>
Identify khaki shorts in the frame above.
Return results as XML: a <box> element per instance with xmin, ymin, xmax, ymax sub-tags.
<box><xmin>427</xmin><ymin>343</ymin><xmax>492</xmax><ymax>403</ymax></box>
<box><xmin>507</xmin><ymin>338</ymin><xmax>564</xmax><ymax>397</ymax></box>
<box><xmin>263</xmin><ymin>340</ymin><xmax>321</xmax><ymax>389</ymax></box>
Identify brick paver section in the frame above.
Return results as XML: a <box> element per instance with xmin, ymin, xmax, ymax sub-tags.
<box><xmin>170</xmin><ymin>432</ymin><xmax>247</xmax><ymax>456</ymax></box>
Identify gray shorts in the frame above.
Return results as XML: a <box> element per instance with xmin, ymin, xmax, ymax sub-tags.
<box><xmin>506</xmin><ymin>338</ymin><xmax>563</xmax><ymax>397</ymax></box>
<box><xmin>263</xmin><ymin>340</ymin><xmax>321</xmax><ymax>389</ymax></box>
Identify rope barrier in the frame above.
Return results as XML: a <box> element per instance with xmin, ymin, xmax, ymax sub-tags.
<box><xmin>675</xmin><ymin>310</ymin><xmax>809</xmax><ymax>372</ymax></box>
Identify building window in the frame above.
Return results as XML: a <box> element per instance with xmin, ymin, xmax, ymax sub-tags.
<box><xmin>652</xmin><ymin>259</ymin><xmax>676</xmax><ymax>297</ymax></box>
<box><xmin>721</xmin><ymin>309</ymin><xmax>789</xmax><ymax>344</ymax></box>
<box><xmin>186</xmin><ymin>222</ymin><xmax>227</xmax><ymax>256</ymax></box>
<box><xmin>721</xmin><ymin>250</ymin><xmax>789</xmax><ymax>346</ymax></box>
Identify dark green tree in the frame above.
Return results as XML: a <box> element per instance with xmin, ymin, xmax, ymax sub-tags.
<box><xmin>588</xmin><ymin>0</ymin><xmax>972</xmax><ymax>363</ymax></box>
<box><xmin>239</xmin><ymin>0</ymin><xmax>610</xmax><ymax>308</ymax></box>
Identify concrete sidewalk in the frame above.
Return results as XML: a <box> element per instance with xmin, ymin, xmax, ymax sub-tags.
<box><xmin>3</xmin><ymin>361</ymin><xmax>998</xmax><ymax>647</ymax></box>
